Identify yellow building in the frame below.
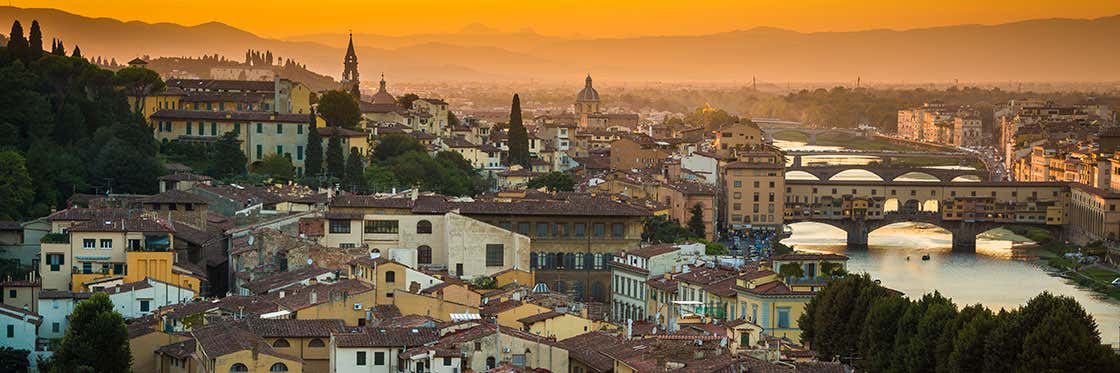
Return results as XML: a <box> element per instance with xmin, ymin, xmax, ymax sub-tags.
<box><xmin>150</xmin><ymin>110</ymin><xmax>325</xmax><ymax>176</ymax></box>
<box><xmin>38</xmin><ymin>216</ymin><xmax>176</xmax><ymax>292</ymax></box>
<box><xmin>192</xmin><ymin>323</ymin><xmax>303</xmax><ymax>373</ymax></box>
<box><xmin>518</xmin><ymin>310</ymin><xmax>597</xmax><ymax>341</ymax></box>
<box><xmin>721</xmin><ymin>146</ymin><xmax>786</xmax><ymax>232</ymax></box>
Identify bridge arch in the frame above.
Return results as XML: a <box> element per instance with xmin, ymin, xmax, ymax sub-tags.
<box><xmin>951</xmin><ymin>175</ymin><xmax>982</xmax><ymax>182</ymax></box>
<box><xmin>828</xmin><ymin>169</ymin><xmax>884</xmax><ymax>181</ymax></box>
<box><xmin>892</xmin><ymin>171</ymin><xmax>942</xmax><ymax>182</ymax></box>
<box><xmin>785</xmin><ymin>170</ymin><xmax>821</xmax><ymax>180</ymax></box>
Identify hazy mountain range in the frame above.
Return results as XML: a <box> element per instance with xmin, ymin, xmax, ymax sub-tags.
<box><xmin>3</xmin><ymin>6</ymin><xmax>1120</xmax><ymax>84</ymax></box>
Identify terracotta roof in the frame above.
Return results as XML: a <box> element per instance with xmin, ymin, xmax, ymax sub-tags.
<box><xmin>738</xmin><ymin>280</ymin><xmax>814</xmax><ymax>297</ymax></box>
<box><xmin>150</xmin><ymin>109</ymin><xmax>309</xmax><ymax>123</ymax></box>
<box><xmin>39</xmin><ymin>290</ymin><xmax>91</xmax><ymax>299</ymax></box>
<box><xmin>770</xmin><ymin>252</ymin><xmax>849</xmax><ymax>261</ymax></box>
<box><xmin>704</xmin><ymin>277</ymin><xmax>738</xmax><ymax>298</ymax></box>
<box><xmin>47</xmin><ymin>207</ymin><xmax>129</xmax><ymax>222</ymax></box>
<box><xmin>333</xmin><ymin>327</ymin><xmax>439</xmax><ymax>348</ymax></box>
<box><xmin>626</xmin><ymin>244</ymin><xmax>681</xmax><ymax>259</ymax></box>
<box><xmin>140</xmin><ymin>189</ymin><xmax>210</xmax><ymax>205</ymax></box>
<box><xmin>738</xmin><ymin>269</ymin><xmax>776</xmax><ymax>281</ymax></box>
<box><xmin>166</xmin><ymin>78</ymin><xmax>275</xmax><ymax>92</ymax></box>
<box><xmin>104</xmin><ymin>279</ymin><xmax>154</xmax><ymax>294</ymax></box>
<box><xmin>371</xmin><ymin>304</ymin><xmax>403</xmax><ymax>319</ymax></box>
<box><xmin>192</xmin><ymin>322</ymin><xmax>298</xmax><ymax>361</ymax></box>
<box><xmin>0</xmin><ymin>303</ymin><xmax>40</xmax><ymax>325</ymax></box>
<box><xmin>375</xmin><ymin>314</ymin><xmax>439</xmax><ymax>328</ymax></box>
<box><xmin>480</xmin><ymin>300</ymin><xmax>523</xmax><ymax>316</ymax></box>
<box><xmin>555</xmin><ymin>331</ymin><xmax>626</xmax><ymax>372</ymax></box>
<box><xmin>316</xmin><ymin>126</ymin><xmax>369</xmax><ymax>138</ymax></box>
<box><xmin>645</xmin><ymin>277</ymin><xmax>679</xmax><ymax>293</ymax></box>
<box><xmin>156</xmin><ymin>339</ymin><xmax>196</xmax><ymax>359</ymax></box>
<box><xmin>516</xmin><ymin>310</ymin><xmax>565</xmax><ymax>325</ymax></box>
<box><xmin>68</xmin><ymin>216</ymin><xmax>173</xmax><ymax>233</ymax></box>
<box><xmin>674</xmin><ymin>265</ymin><xmax>737</xmax><ymax>287</ymax></box>
<box><xmin>273</xmin><ymin>279</ymin><xmax>373</xmax><ymax>311</ymax></box>
<box><xmin>241</xmin><ymin>318</ymin><xmax>345</xmax><ymax>338</ymax></box>
<box><xmin>0</xmin><ymin>221</ymin><xmax>21</xmax><ymax>230</ymax></box>
<box><xmin>242</xmin><ymin>266</ymin><xmax>332</xmax><ymax>294</ymax></box>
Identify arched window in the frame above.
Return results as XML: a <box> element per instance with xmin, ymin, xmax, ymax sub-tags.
<box><xmin>385</xmin><ymin>270</ymin><xmax>396</xmax><ymax>283</ymax></box>
<box><xmin>417</xmin><ymin>220</ymin><xmax>433</xmax><ymax>234</ymax></box>
<box><xmin>272</xmin><ymin>338</ymin><xmax>290</xmax><ymax>348</ymax></box>
<box><xmin>486</xmin><ymin>356</ymin><xmax>497</xmax><ymax>370</ymax></box>
<box><xmin>417</xmin><ymin>245</ymin><xmax>432</xmax><ymax>265</ymax></box>
<box><xmin>230</xmin><ymin>364</ymin><xmax>249</xmax><ymax>372</ymax></box>
<box><xmin>269</xmin><ymin>363</ymin><xmax>289</xmax><ymax>372</ymax></box>
<box><xmin>308</xmin><ymin>338</ymin><xmax>325</xmax><ymax>347</ymax></box>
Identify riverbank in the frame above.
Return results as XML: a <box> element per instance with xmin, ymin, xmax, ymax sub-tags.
<box><xmin>1008</xmin><ymin>225</ymin><xmax>1120</xmax><ymax>301</ymax></box>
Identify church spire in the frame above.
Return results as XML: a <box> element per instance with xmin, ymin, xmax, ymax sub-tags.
<box><xmin>342</xmin><ymin>31</ymin><xmax>360</xmax><ymax>98</ymax></box>
<box><xmin>585</xmin><ymin>74</ymin><xmax>593</xmax><ymax>87</ymax></box>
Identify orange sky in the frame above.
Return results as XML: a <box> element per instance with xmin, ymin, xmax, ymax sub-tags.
<box><xmin>17</xmin><ymin>0</ymin><xmax>1120</xmax><ymax>38</ymax></box>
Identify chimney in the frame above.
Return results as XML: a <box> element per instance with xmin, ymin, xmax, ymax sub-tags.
<box><xmin>411</xmin><ymin>187</ymin><xmax>419</xmax><ymax>201</ymax></box>
<box><xmin>310</xmin><ymin>291</ymin><xmax>318</xmax><ymax>304</ymax></box>
<box><xmin>279</xmin><ymin>290</ymin><xmax>285</xmax><ymax>299</ymax></box>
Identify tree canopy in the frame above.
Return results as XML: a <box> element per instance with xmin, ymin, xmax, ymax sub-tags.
<box><xmin>52</xmin><ymin>292</ymin><xmax>131</xmax><ymax>373</ymax></box>
<box><xmin>317</xmin><ymin>90</ymin><xmax>362</xmax><ymax>129</ymax></box>
<box><xmin>527</xmin><ymin>171</ymin><xmax>574</xmax><ymax>192</ymax></box>
<box><xmin>799</xmin><ymin>274</ymin><xmax>1120</xmax><ymax>372</ymax></box>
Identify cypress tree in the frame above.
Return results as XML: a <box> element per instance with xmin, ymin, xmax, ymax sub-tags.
<box><xmin>7</xmin><ymin>21</ymin><xmax>27</xmax><ymax>57</ymax></box>
<box><xmin>506</xmin><ymin>93</ymin><xmax>531</xmax><ymax>168</ymax></box>
<box><xmin>305</xmin><ymin>110</ymin><xmax>323</xmax><ymax>177</ymax></box>
<box><xmin>53</xmin><ymin>39</ymin><xmax>65</xmax><ymax>55</ymax></box>
<box><xmin>344</xmin><ymin>147</ymin><xmax>365</xmax><ymax>191</ymax></box>
<box><xmin>28</xmin><ymin>20</ymin><xmax>43</xmax><ymax>58</ymax></box>
<box><xmin>688</xmin><ymin>203</ymin><xmax>706</xmax><ymax>238</ymax></box>
<box><xmin>325</xmin><ymin>132</ymin><xmax>345</xmax><ymax>179</ymax></box>
<box><xmin>71</xmin><ymin>45</ymin><xmax>82</xmax><ymax>59</ymax></box>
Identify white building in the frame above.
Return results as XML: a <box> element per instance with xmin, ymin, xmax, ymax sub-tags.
<box><xmin>609</xmin><ymin>243</ymin><xmax>704</xmax><ymax>323</ymax></box>
<box><xmin>329</xmin><ymin>327</ymin><xmax>440</xmax><ymax>373</ymax></box>
<box><xmin>0</xmin><ymin>303</ymin><xmax>41</xmax><ymax>353</ymax></box>
<box><xmin>105</xmin><ymin>278</ymin><xmax>196</xmax><ymax>320</ymax></box>
<box><xmin>36</xmin><ymin>290</ymin><xmax>89</xmax><ymax>341</ymax></box>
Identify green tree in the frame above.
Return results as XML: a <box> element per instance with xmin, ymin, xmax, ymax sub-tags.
<box><xmin>448</xmin><ymin>110</ymin><xmax>461</xmax><ymax>127</ymax></box>
<box><xmin>317</xmin><ymin>90</ymin><xmax>361</xmax><ymax>129</ymax></box>
<box><xmin>92</xmin><ymin>137</ymin><xmax>162</xmax><ymax>194</ymax></box>
<box><xmin>325</xmin><ymin>133</ymin><xmax>346</xmax><ymax>179</ymax></box>
<box><xmin>506</xmin><ymin>93</ymin><xmax>530</xmax><ymax>168</ymax></box>
<box><xmin>7</xmin><ymin>21</ymin><xmax>28</xmax><ymax>59</ymax></box>
<box><xmin>28</xmin><ymin>20</ymin><xmax>43</xmax><ymax>59</ymax></box>
<box><xmin>1018</xmin><ymin>292</ymin><xmax>1120</xmax><ymax>372</ymax></box>
<box><xmin>687</xmin><ymin>203</ymin><xmax>706</xmax><ymax>238</ymax></box>
<box><xmin>344</xmin><ymin>147</ymin><xmax>365</xmax><ymax>191</ymax></box>
<box><xmin>945</xmin><ymin>305</ymin><xmax>996</xmax><ymax>373</ymax></box>
<box><xmin>527</xmin><ymin>171</ymin><xmax>574</xmax><ymax>192</ymax></box>
<box><xmin>207</xmin><ymin>131</ymin><xmax>248</xmax><ymax>178</ymax></box>
<box><xmin>255</xmin><ymin>153</ymin><xmax>295</xmax><ymax>181</ymax></box>
<box><xmin>304</xmin><ymin>110</ymin><xmax>323</xmax><ymax>177</ymax></box>
<box><xmin>701</xmin><ymin>240</ymin><xmax>728</xmax><ymax>255</ymax></box>
<box><xmin>52</xmin><ymin>292</ymin><xmax>131</xmax><ymax>373</ymax></box>
<box><xmin>0</xmin><ymin>150</ymin><xmax>34</xmax><ymax>220</ymax></box>
<box><xmin>798</xmin><ymin>273</ymin><xmax>894</xmax><ymax>360</ymax></box>
<box><xmin>70</xmin><ymin>45</ymin><xmax>81</xmax><ymax>59</ymax></box>
<box><xmin>0</xmin><ymin>347</ymin><xmax>29</xmax><ymax>372</ymax></box>
<box><xmin>896</xmin><ymin>292</ymin><xmax>957</xmax><ymax>373</ymax></box>
<box><xmin>363</xmin><ymin>163</ymin><xmax>398</xmax><ymax>193</ymax></box>
<box><xmin>25</xmin><ymin>141</ymin><xmax>87</xmax><ymax>216</ymax></box>
<box><xmin>373</xmin><ymin>133</ymin><xmax>426</xmax><ymax>162</ymax></box>
<box><xmin>640</xmin><ymin>215</ymin><xmax>693</xmax><ymax>244</ymax></box>
<box><xmin>114</xmin><ymin>66</ymin><xmax>165</xmax><ymax>114</ymax></box>
<box><xmin>397</xmin><ymin>93</ymin><xmax>419</xmax><ymax>109</ymax></box>
<box><xmin>777</xmin><ymin>262</ymin><xmax>805</xmax><ymax>280</ymax></box>
<box><xmin>859</xmin><ymin>295</ymin><xmax>910</xmax><ymax>372</ymax></box>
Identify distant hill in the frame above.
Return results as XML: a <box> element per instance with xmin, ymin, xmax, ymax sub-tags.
<box><xmin>4</xmin><ymin>6</ymin><xmax>1120</xmax><ymax>84</ymax></box>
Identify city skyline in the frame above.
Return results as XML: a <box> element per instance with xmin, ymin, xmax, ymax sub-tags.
<box><xmin>14</xmin><ymin>0</ymin><xmax>1120</xmax><ymax>38</ymax></box>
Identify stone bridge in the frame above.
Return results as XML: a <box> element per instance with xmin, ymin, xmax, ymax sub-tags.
<box><xmin>753</xmin><ymin>118</ymin><xmax>870</xmax><ymax>145</ymax></box>
<box><xmin>785</xmin><ymin>211</ymin><xmax>1054</xmax><ymax>252</ymax></box>
<box><xmin>787</xmin><ymin>164</ymin><xmax>989</xmax><ymax>182</ymax></box>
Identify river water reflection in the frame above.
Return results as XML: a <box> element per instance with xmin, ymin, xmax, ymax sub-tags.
<box><xmin>775</xmin><ymin>139</ymin><xmax>1120</xmax><ymax>346</ymax></box>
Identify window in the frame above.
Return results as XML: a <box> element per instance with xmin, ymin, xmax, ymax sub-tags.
<box><xmin>234</xmin><ymin>123</ymin><xmax>241</xmax><ymax>134</ymax></box>
<box><xmin>486</xmin><ymin>244</ymin><xmax>504</xmax><ymax>267</ymax></box>
<box><xmin>364</xmin><ymin>220</ymin><xmax>398</xmax><ymax>234</ymax></box>
<box><xmin>52</xmin><ymin>322</ymin><xmax>60</xmax><ymax>333</ymax></box>
<box><xmin>297</xmin><ymin>146</ymin><xmax>304</xmax><ymax>160</ymax></box>
<box><xmin>7</xmin><ymin>290</ymin><xmax>14</xmax><ymax>299</ymax></box>
<box><xmin>300</xmin><ymin>338</ymin><xmax>323</xmax><ymax>348</ymax></box>
<box><xmin>83</xmin><ymin>239</ymin><xmax>96</xmax><ymax>249</ymax></box>
<box><xmin>140</xmin><ymin>300</ymin><xmax>150</xmax><ymax>312</ymax></box>
<box><xmin>272</xmin><ymin>338</ymin><xmax>291</xmax><ymax>348</ymax></box>
<box><xmin>198</xmin><ymin>122</ymin><xmax>204</xmax><ymax>135</ymax></box>
<box><xmin>211</xmin><ymin>122</ymin><xmax>217</xmax><ymax>136</ymax></box>
<box><xmin>573</xmin><ymin>223</ymin><xmax>586</xmax><ymax>237</ymax></box>
<box><xmin>277</xmin><ymin>145</ymin><xmax>283</xmax><ymax>156</ymax></box>
<box><xmin>385</xmin><ymin>271</ymin><xmax>396</xmax><ymax>283</ymax></box>
<box><xmin>592</xmin><ymin>223</ymin><xmax>606</xmax><ymax>237</ymax></box>
<box><xmin>777</xmin><ymin>307</ymin><xmax>791</xmax><ymax>328</ymax></box>
<box><xmin>277</xmin><ymin>123</ymin><xmax>283</xmax><ymax>134</ymax></box>
<box><xmin>230</xmin><ymin>363</ymin><xmax>249</xmax><ymax>372</ymax></box>
<box><xmin>186</xmin><ymin>122</ymin><xmax>192</xmax><ymax>135</ymax></box>
<box><xmin>329</xmin><ymin>220</ymin><xmax>351</xmax><ymax>234</ymax></box>
<box><xmin>417</xmin><ymin>220</ymin><xmax>433</xmax><ymax>234</ymax></box>
<box><xmin>47</xmin><ymin>254</ymin><xmax>63</xmax><ymax>271</ymax></box>
<box><xmin>517</xmin><ymin>222</ymin><xmax>531</xmax><ymax>235</ymax></box>
<box><xmin>536</xmin><ymin>222</ymin><xmax>549</xmax><ymax>237</ymax></box>
<box><xmin>512</xmin><ymin>354</ymin><xmax>526</xmax><ymax>367</ymax></box>
<box><xmin>100</xmin><ymin>239</ymin><xmax>112</xmax><ymax>250</ymax></box>
<box><xmin>256</xmin><ymin>145</ymin><xmax>263</xmax><ymax>159</ymax></box>
<box><xmin>417</xmin><ymin>246</ymin><xmax>432</xmax><ymax>265</ymax></box>
<box><xmin>268</xmin><ymin>363</ymin><xmax>288</xmax><ymax>372</ymax></box>
<box><xmin>256</xmin><ymin>123</ymin><xmax>263</xmax><ymax>133</ymax></box>
<box><xmin>374</xmin><ymin>352</ymin><xmax>385</xmax><ymax>365</ymax></box>
<box><xmin>82</xmin><ymin>262</ymin><xmax>92</xmax><ymax>274</ymax></box>
<box><xmin>611</xmin><ymin>223</ymin><xmax>625</xmax><ymax>238</ymax></box>
<box><xmin>443</xmin><ymin>357</ymin><xmax>452</xmax><ymax>366</ymax></box>
<box><xmin>297</xmin><ymin>124</ymin><xmax>304</xmax><ymax>134</ymax></box>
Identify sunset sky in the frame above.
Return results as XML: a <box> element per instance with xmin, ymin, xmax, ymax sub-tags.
<box><xmin>18</xmin><ymin>0</ymin><xmax>1120</xmax><ymax>38</ymax></box>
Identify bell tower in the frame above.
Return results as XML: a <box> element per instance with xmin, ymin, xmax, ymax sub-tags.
<box><xmin>342</xmin><ymin>32</ymin><xmax>361</xmax><ymax>99</ymax></box>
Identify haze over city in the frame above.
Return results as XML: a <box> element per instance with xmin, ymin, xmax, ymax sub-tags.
<box><xmin>1</xmin><ymin>2</ymin><xmax>1119</xmax><ymax>372</ymax></box>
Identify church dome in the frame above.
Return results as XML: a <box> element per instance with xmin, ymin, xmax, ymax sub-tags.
<box><xmin>371</xmin><ymin>75</ymin><xmax>397</xmax><ymax>105</ymax></box>
<box><xmin>576</xmin><ymin>74</ymin><xmax>600</xmax><ymax>102</ymax></box>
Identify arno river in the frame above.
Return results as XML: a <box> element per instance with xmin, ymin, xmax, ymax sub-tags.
<box><xmin>773</xmin><ymin>140</ymin><xmax>1120</xmax><ymax>346</ymax></box>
